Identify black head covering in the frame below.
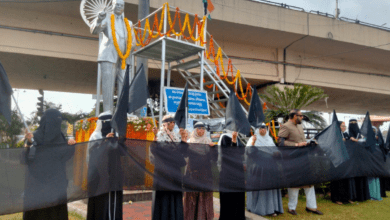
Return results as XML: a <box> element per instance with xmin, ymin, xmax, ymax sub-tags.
<box><xmin>194</xmin><ymin>121</ymin><xmax>205</xmax><ymax>129</ymax></box>
<box><xmin>348</xmin><ymin>119</ymin><xmax>361</xmax><ymax>139</ymax></box>
<box><xmin>98</xmin><ymin>112</ymin><xmax>113</xmax><ymax>138</ymax></box>
<box><xmin>33</xmin><ymin>109</ymin><xmax>66</xmax><ymax>146</ymax></box>
<box><xmin>101</xmin><ymin>121</ymin><xmax>112</xmax><ymax>137</ymax></box>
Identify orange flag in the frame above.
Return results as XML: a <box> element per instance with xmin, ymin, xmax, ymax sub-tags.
<box><xmin>207</xmin><ymin>0</ymin><xmax>215</xmax><ymax>13</ymax></box>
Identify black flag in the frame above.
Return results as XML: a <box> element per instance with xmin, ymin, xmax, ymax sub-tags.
<box><xmin>111</xmin><ymin>65</ymin><xmax>131</xmax><ymax>137</ymax></box>
<box><xmin>0</xmin><ymin>61</ymin><xmax>13</xmax><ymax>125</ymax></box>
<box><xmin>128</xmin><ymin>64</ymin><xmax>149</xmax><ymax>114</ymax></box>
<box><xmin>360</xmin><ymin>112</ymin><xmax>376</xmax><ymax>152</ymax></box>
<box><xmin>225</xmin><ymin>89</ymin><xmax>251</xmax><ymax>135</ymax></box>
<box><xmin>315</xmin><ymin>110</ymin><xmax>349</xmax><ymax>167</ymax></box>
<box><xmin>247</xmin><ymin>87</ymin><xmax>265</xmax><ymax>128</ymax></box>
<box><xmin>174</xmin><ymin>82</ymin><xmax>188</xmax><ymax>129</ymax></box>
<box><xmin>377</xmin><ymin>127</ymin><xmax>387</xmax><ymax>162</ymax></box>
<box><xmin>385</xmin><ymin>124</ymin><xmax>390</xmax><ymax>152</ymax></box>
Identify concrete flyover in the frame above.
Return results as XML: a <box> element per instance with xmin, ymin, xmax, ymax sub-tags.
<box><xmin>0</xmin><ymin>0</ymin><xmax>389</xmax><ymax>115</ymax></box>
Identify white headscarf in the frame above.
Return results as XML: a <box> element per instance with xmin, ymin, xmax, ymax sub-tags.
<box><xmin>89</xmin><ymin>111</ymin><xmax>112</xmax><ymax>141</ymax></box>
<box><xmin>87</xmin><ymin>111</ymin><xmax>112</xmax><ymax>163</ymax></box>
<box><xmin>157</xmin><ymin>115</ymin><xmax>180</xmax><ymax>142</ymax></box>
<box><xmin>247</xmin><ymin>126</ymin><xmax>276</xmax><ymax>147</ymax></box>
<box><xmin>245</xmin><ymin>126</ymin><xmax>279</xmax><ymax>166</ymax></box>
<box><xmin>188</xmin><ymin>128</ymin><xmax>210</xmax><ymax>144</ymax></box>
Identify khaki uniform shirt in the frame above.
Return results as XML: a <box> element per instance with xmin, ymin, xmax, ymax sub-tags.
<box><xmin>278</xmin><ymin>120</ymin><xmax>306</xmax><ymax>146</ymax></box>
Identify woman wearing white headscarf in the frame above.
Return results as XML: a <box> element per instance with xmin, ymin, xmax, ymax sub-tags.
<box><xmin>183</xmin><ymin>122</ymin><xmax>215</xmax><ymax>220</ymax></box>
<box><xmin>246</xmin><ymin>124</ymin><xmax>284</xmax><ymax>217</ymax></box>
<box><xmin>152</xmin><ymin>115</ymin><xmax>187</xmax><ymax>220</ymax></box>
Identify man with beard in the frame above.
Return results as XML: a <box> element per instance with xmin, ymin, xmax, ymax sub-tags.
<box><xmin>278</xmin><ymin>109</ymin><xmax>323</xmax><ymax>216</ymax></box>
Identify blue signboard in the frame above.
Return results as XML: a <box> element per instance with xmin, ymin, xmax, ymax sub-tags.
<box><xmin>164</xmin><ymin>87</ymin><xmax>210</xmax><ymax>116</ymax></box>
<box><xmin>140</xmin><ymin>107</ymin><xmax>147</xmax><ymax>117</ymax></box>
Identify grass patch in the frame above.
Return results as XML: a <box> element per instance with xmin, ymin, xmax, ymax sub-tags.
<box><xmin>0</xmin><ymin>212</ymin><xmax>85</xmax><ymax>220</ymax></box>
<box><xmin>264</xmin><ymin>192</ymin><xmax>390</xmax><ymax>219</ymax></box>
<box><xmin>214</xmin><ymin>192</ymin><xmax>390</xmax><ymax>219</ymax></box>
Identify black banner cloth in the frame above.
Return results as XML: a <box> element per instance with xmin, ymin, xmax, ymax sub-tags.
<box><xmin>0</xmin><ymin>138</ymin><xmax>389</xmax><ymax>215</ymax></box>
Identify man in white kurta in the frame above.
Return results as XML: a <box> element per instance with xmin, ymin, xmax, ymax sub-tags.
<box><xmin>91</xmin><ymin>0</ymin><xmax>137</xmax><ymax>112</ymax></box>
<box><xmin>278</xmin><ymin>109</ymin><xmax>323</xmax><ymax>216</ymax></box>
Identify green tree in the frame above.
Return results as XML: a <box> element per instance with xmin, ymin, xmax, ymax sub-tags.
<box><xmin>28</xmin><ymin>101</ymin><xmax>87</xmax><ymax>136</ymax></box>
<box><xmin>88</xmin><ymin>101</ymin><xmax>103</xmax><ymax>117</ymax></box>
<box><xmin>0</xmin><ymin>110</ymin><xmax>25</xmax><ymax>148</ymax></box>
<box><xmin>260</xmin><ymin>84</ymin><xmax>328</xmax><ymax>129</ymax></box>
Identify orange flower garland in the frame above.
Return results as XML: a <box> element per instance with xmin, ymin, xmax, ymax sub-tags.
<box><xmin>111</xmin><ymin>14</ymin><xmax>133</xmax><ymax>70</ymax></box>
<box><xmin>133</xmin><ymin>3</ymin><xmax>206</xmax><ymax>47</ymax></box>
<box><xmin>110</xmin><ymin>2</ymin><xmax>250</xmax><ymax>106</ymax></box>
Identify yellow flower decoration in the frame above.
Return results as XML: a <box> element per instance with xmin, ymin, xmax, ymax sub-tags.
<box><xmin>111</xmin><ymin>14</ymin><xmax>133</xmax><ymax>69</ymax></box>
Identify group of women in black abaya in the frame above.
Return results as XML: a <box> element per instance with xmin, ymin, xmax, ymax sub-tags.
<box><xmin>150</xmin><ymin>115</ymin><xmax>246</xmax><ymax>220</ymax></box>
<box><xmin>330</xmin><ymin>119</ymin><xmax>390</xmax><ymax>205</ymax></box>
<box><xmin>22</xmin><ymin>110</ymin><xmax>122</xmax><ymax>220</ymax></box>
<box><xmin>20</xmin><ymin>109</ymin><xmax>389</xmax><ymax>220</ymax></box>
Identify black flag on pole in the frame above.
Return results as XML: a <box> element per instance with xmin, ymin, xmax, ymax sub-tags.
<box><xmin>0</xmin><ymin>61</ymin><xmax>13</xmax><ymax>125</ymax></box>
<box><xmin>127</xmin><ymin>64</ymin><xmax>149</xmax><ymax>114</ymax></box>
<box><xmin>111</xmin><ymin>65</ymin><xmax>131</xmax><ymax>137</ymax></box>
<box><xmin>315</xmin><ymin>110</ymin><xmax>349</xmax><ymax>167</ymax></box>
<box><xmin>360</xmin><ymin>112</ymin><xmax>376</xmax><ymax>152</ymax></box>
<box><xmin>377</xmin><ymin>127</ymin><xmax>387</xmax><ymax>162</ymax></box>
<box><xmin>385</xmin><ymin>124</ymin><xmax>390</xmax><ymax>152</ymax></box>
<box><xmin>225</xmin><ymin>89</ymin><xmax>251</xmax><ymax>135</ymax></box>
<box><xmin>247</xmin><ymin>87</ymin><xmax>265</xmax><ymax>128</ymax></box>
<box><xmin>174</xmin><ymin>82</ymin><xmax>189</xmax><ymax>129</ymax></box>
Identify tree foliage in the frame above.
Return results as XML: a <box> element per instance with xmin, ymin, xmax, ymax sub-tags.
<box><xmin>260</xmin><ymin>84</ymin><xmax>329</xmax><ymax>129</ymax></box>
<box><xmin>0</xmin><ymin>110</ymin><xmax>24</xmax><ymax>148</ymax></box>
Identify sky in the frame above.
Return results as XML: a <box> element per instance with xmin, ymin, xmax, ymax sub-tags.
<box><xmin>11</xmin><ymin>89</ymin><xmax>96</xmax><ymax>121</ymax></box>
<box><xmin>253</xmin><ymin>0</ymin><xmax>390</xmax><ymax>27</ymax></box>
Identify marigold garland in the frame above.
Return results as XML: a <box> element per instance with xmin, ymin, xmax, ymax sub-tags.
<box><xmin>133</xmin><ymin>3</ymin><xmax>206</xmax><ymax>47</ymax></box>
<box><xmin>111</xmin><ymin>14</ymin><xmax>133</xmax><ymax>70</ymax></box>
<box><xmin>204</xmin><ymin>35</ymin><xmax>252</xmax><ymax>105</ymax></box>
<box><xmin>122</xmin><ymin>2</ymin><xmax>251</xmax><ymax>106</ymax></box>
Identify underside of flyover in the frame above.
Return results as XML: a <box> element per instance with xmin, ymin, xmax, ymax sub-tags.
<box><xmin>2</xmin><ymin>51</ymin><xmax>390</xmax><ymax>116</ymax></box>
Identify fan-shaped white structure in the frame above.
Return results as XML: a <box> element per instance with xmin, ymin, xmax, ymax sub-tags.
<box><xmin>80</xmin><ymin>0</ymin><xmax>113</xmax><ymax>28</ymax></box>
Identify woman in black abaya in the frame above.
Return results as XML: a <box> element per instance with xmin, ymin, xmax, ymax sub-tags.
<box><xmin>330</xmin><ymin>121</ymin><xmax>357</xmax><ymax>204</ymax></box>
<box><xmin>375</xmin><ymin>127</ymin><xmax>388</xmax><ymax>198</ymax></box>
<box><xmin>87</xmin><ymin>111</ymin><xmax>124</xmax><ymax>220</ymax></box>
<box><xmin>218</xmin><ymin>131</ymin><xmax>245</xmax><ymax>220</ymax></box>
<box><xmin>22</xmin><ymin>109</ymin><xmax>76</xmax><ymax>220</ymax></box>
<box><xmin>348</xmin><ymin>119</ymin><xmax>370</xmax><ymax>202</ymax></box>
